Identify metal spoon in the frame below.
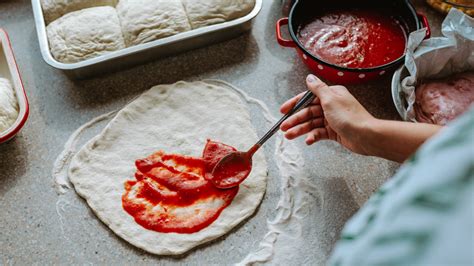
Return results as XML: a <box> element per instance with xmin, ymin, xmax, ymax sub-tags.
<box><xmin>211</xmin><ymin>90</ymin><xmax>316</xmax><ymax>189</ymax></box>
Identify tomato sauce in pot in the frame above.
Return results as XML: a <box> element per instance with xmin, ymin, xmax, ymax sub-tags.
<box><xmin>297</xmin><ymin>10</ymin><xmax>407</xmax><ymax>69</ymax></box>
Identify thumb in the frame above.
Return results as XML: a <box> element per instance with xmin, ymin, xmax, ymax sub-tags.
<box><xmin>306</xmin><ymin>74</ymin><xmax>330</xmax><ymax>102</ymax></box>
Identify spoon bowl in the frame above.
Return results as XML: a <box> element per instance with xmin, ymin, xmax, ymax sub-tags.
<box><xmin>211</xmin><ymin>90</ymin><xmax>316</xmax><ymax>189</ymax></box>
<box><xmin>211</xmin><ymin>151</ymin><xmax>253</xmax><ymax>189</ymax></box>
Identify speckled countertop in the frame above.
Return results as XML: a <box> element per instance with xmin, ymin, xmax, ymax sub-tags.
<box><xmin>0</xmin><ymin>1</ymin><xmax>444</xmax><ymax>265</ymax></box>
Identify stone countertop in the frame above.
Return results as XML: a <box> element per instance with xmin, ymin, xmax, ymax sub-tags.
<box><xmin>0</xmin><ymin>1</ymin><xmax>444</xmax><ymax>265</ymax></box>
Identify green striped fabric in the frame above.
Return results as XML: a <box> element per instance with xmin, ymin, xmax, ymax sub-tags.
<box><xmin>329</xmin><ymin>107</ymin><xmax>474</xmax><ymax>266</ymax></box>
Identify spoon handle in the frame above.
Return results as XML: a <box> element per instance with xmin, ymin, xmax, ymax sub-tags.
<box><xmin>254</xmin><ymin>90</ymin><xmax>316</xmax><ymax>149</ymax></box>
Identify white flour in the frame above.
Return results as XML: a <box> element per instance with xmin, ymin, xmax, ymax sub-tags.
<box><xmin>218</xmin><ymin>80</ymin><xmax>323</xmax><ymax>265</ymax></box>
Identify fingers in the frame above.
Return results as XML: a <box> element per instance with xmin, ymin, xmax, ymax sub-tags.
<box><xmin>324</xmin><ymin>119</ymin><xmax>338</xmax><ymax>141</ymax></box>
<box><xmin>280</xmin><ymin>89</ymin><xmax>320</xmax><ymax>114</ymax></box>
<box><xmin>284</xmin><ymin>118</ymin><xmax>324</xmax><ymax>140</ymax></box>
<box><xmin>305</xmin><ymin>128</ymin><xmax>329</xmax><ymax>145</ymax></box>
<box><xmin>306</xmin><ymin>74</ymin><xmax>331</xmax><ymax>103</ymax></box>
<box><xmin>280</xmin><ymin>105</ymin><xmax>323</xmax><ymax>131</ymax></box>
<box><xmin>280</xmin><ymin>91</ymin><xmax>306</xmax><ymax>114</ymax></box>
<box><xmin>305</xmin><ymin>125</ymin><xmax>340</xmax><ymax>145</ymax></box>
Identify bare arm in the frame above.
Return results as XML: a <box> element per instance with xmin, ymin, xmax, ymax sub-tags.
<box><xmin>280</xmin><ymin>75</ymin><xmax>442</xmax><ymax>163</ymax></box>
<box><xmin>360</xmin><ymin>119</ymin><xmax>441</xmax><ymax>162</ymax></box>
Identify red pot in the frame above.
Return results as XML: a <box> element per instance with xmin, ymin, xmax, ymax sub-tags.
<box><xmin>276</xmin><ymin>0</ymin><xmax>431</xmax><ymax>85</ymax></box>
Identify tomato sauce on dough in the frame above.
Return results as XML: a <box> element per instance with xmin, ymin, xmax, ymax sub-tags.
<box><xmin>297</xmin><ymin>10</ymin><xmax>407</xmax><ymax>68</ymax></box>
<box><xmin>122</xmin><ymin>140</ymin><xmax>239</xmax><ymax>234</ymax></box>
<box><xmin>212</xmin><ymin>158</ymin><xmax>251</xmax><ymax>188</ymax></box>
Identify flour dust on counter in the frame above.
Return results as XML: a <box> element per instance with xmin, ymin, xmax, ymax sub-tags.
<box><xmin>0</xmin><ymin>78</ymin><xmax>19</xmax><ymax>133</ymax></box>
<box><xmin>227</xmin><ymin>83</ymin><xmax>325</xmax><ymax>266</ymax></box>
<box><xmin>66</xmin><ymin>80</ymin><xmax>268</xmax><ymax>255</ymax></box>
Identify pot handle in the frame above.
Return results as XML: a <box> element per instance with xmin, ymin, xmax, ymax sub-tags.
<box><xmin>417</xmin><ymin>13</ymin><xmax>431</xmax><ymax>39</ymax></box>
<box><xmin>276</xmin><ymin>18</ymin><xmax>296</xmax><ymax>48</ymax></box>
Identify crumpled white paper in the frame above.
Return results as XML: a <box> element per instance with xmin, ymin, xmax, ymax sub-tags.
<box><xmin>398</xmin><ymin>9</ymin><xmax>474</xmax><ymax>122</ymax></box>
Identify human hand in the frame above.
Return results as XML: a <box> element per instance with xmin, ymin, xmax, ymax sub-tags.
<box><xmin>280</xmin><ymin>74</ymin><xmax>376</xmax><ymax>155</ymax></box>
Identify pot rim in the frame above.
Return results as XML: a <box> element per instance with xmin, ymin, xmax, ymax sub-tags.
<box><xmin>288</xmin><ymin>0</ymin><xmax>422</xmax><ymax>73</ymax></box>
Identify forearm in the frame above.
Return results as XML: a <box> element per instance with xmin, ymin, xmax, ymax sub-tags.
<box><xmin>360</xmin><ymin>119</ymin><xmax>442</xmax><ymax>163</ymax></box>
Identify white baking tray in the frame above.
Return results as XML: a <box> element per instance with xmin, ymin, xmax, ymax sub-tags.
<box><xmin>0</xmin><ymin>29</ymin><xmax>29</xmax><ymax>144</ymax></box>
<box><xmin>31</xmin><ymin>0</ymin><xmax>263</xmax><ymax>79</ymax></box>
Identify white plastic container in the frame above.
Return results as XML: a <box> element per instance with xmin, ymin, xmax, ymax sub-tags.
<box><xmin>31</xmin><ymin>0</ymin><xmax>263</xmax><ymax>79</ymax></box>
<box><xmin>0</xmin><ymin>29</ymin><xmax>29</xmax><ymax>144</ymax></box>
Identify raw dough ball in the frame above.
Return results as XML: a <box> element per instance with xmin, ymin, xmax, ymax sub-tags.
<box><xmin>415</xmin><ymin>71</ymin><xmax>474</xmax><ymax>125</ymax></box>
<box><xmin>0</xmin><ymin>78</ymin><xmax>19</xmax><ymax>133</ymax></box>
<box><xmin>182</xmin><ymin>0</ymin><xmax>255</xmax><ymax>29</ymax></box>
<box><xmin>41</xmin><ymin>0</ymin><xmax>117</xmax><ymax>25</ymax></box>
<box><xmin>47</xmin><ymin>6</ymin><xmax>126</xmax><ymax>64</ymax></box>
<box><xmin>117</xmin><ymin>0</ymin><xmax>192</xmax><ymax>46</ymax></box>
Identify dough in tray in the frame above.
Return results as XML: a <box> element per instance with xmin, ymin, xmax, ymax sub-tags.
<box><xmin>68</xmin><ymin>80</ymin><xmax>267</xmax><ymax>255</ymax></box>
<box><xmin>47</xmin><ymin>6</ymin><xmax>126</xmax><ymax>64</ymax></box>
<box><xmin>41</xmin><ymin>0</ymin><xmax>117</xmax><ymax>25</ymax></box>
<box><xmin>182</xmin><ymin>0</ymin><xmax>256</xmax><ymax>29</ymax></box>
<box><xmin>0</xmin><ymin>78</ymin><xmax>19</xmax><ymax>133</ymax></box>
<box><xmin>117</xmin><ymin>0</ymin><xmax>192</xmax><ymax>46</ymax></box>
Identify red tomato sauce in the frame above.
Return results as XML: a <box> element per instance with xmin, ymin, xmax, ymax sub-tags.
<box><xmin>212</xmin><ymin>158</ymin><xmax>251</xmax><ymax>188</ymax></box>
<box><xmin>297</xmin><ymin>10</ymin><xmax>407</xmax><ymax>68</ymax></box>
<box><xmin>122</xmin><ymin>140</ymin><xmax>239</xmax><ymax>234</ymax></box>
<box><xmin>211</xmin><ymin>150</ymin><xmax>254</xmax><ymax>189</ymax></box>
<box><xmin>202</xmin><ymin>140</ymin><xmax>237</xmax><ymax>181</ymax></box>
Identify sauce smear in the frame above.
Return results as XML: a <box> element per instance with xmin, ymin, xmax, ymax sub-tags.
<box><xmin>297</xmin><ymin>10</ymin><xmax>406</xmax><ymax>68</ymax></box>
<box><xmin>212</xmin><ymin>153</ymin><xmax>252</xmax><ymax>189</ymax></box>
<box><xmin>122</xmin><ymin>140</ymin><xmax>239</xmax><ymax>234</ymax></box>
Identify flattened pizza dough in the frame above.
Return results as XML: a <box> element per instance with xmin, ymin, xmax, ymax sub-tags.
<box><xmin>182</xmin><ymin>0</ymin><xmax>255</xmax><ymax>29</ymax></box>
<box><xmin>47</xmin><ymin>6</ymin><xmax>126</xmax><ymax>63</ymax></box>
<box><xmin>117</xmin><ymin>0</ymin><xmax>191</xmax><ymax>46</ymax></box>
<box><xmin>41</xmin><ymin>0</ymin><xmax>117</xmax><ymax>25</ymax></box>
<box><xmin>68</xmin><ymin>80</ymin><xmax>267</xmax><ymax>255</ymax></box>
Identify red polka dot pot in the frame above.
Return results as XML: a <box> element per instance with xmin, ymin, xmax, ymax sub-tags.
<box><xmin>276</xmin><ymin>0</ymin><xmax>431</xmax><ymax>85</ymax></box>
